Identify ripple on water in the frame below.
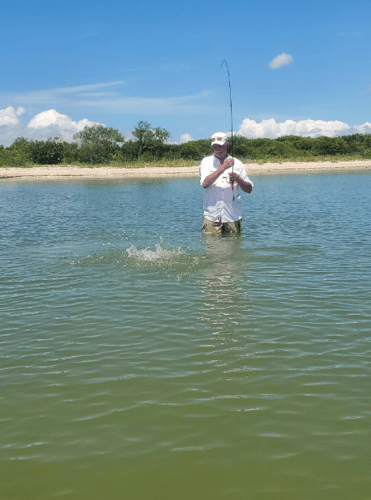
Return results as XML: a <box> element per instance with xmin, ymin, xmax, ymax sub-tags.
<box><xmin>1</xmin><ymin>175</ymin><xmax>371</xmax><ymax>497</ymax></box>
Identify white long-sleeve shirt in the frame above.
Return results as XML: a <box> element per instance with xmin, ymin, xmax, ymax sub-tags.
<box><xmin>199</xmin><ymin>155</ymin><xmax>254</xmax><ymax>223</ymax></box>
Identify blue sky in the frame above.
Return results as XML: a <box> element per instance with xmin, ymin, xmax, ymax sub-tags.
<box><xmin>1</xmin><ymin>0</ymin><xmax>371</xmax><ymax>145</ymax></box>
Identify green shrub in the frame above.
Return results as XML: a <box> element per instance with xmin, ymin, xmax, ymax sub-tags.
<box><xmin>76</xmin><ymin>144</ymin><xmax>112</xmax><ymax>165</ymax></box>
<box><xmin>62</xmin><ymin>142</ymin><xmax>80</xmax><ymax>163</ymax></box>
<box><xmin>2</xmin><ymin>131</ymin><xmax>371</xmax><ymax>166</ymax></box>
<box><xmin>178</xmin><ymin>139</ymin><xmax>210</xmax><ymax>161</ymax></box>
<box><xmin>0</xmin><ymin>147</ymin><xmax>30</xmax><ymax>167</ymax></box>
<box><xmin>28</xmin><ymin>137</ymin><xmax>65</xmax><ymax>164</ymax></box>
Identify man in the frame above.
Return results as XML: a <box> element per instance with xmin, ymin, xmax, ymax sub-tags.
<box><xmin>199</xmin><ymin>132</ymin><xmax>253</xmax><ymax>234</ymax></box>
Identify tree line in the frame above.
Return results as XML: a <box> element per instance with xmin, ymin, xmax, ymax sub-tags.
<box><xmin>1</xmin><ymin>121</ymin><xmax>371</xmax><ymax>167</ymax></box>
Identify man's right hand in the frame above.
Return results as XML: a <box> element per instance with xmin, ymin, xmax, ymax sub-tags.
<box><xmin>202</xmin><ymin>158</ymin><xmax>234</xmax><ymax>188</ymax></box>
<box><xmin>222</xmin><ymin>158</ymin><xmax>234</xmax><ymax>170</ymax></box>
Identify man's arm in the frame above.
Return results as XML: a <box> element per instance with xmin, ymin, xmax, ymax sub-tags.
<box><xmin>202</xmin><ymin>158</ymin><xmax>234</xmax><ymax>188</ymax></box>
<box><xmin>229</xmin><ymin>172</ymin><xmax>253</xmax><ymax>193</ymax></box>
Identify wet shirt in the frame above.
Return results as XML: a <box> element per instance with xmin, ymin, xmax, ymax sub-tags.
<box><xmin>199</xmin><ymin>155</ymin><xmax>253</xmax><ymax>223</ymax></box>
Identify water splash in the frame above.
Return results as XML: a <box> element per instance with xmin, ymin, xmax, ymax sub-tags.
<box><xmin>126</xmin><ymin>242</ymin><xmax>216</xmax><ymax>282</ymax></box>
<box><xmin>126</xmin><ymin>243</ymin><xmax>184</xmax><ymax>262</ymax></box>
<box><xmin>69</xmin><ymin>242</ymin><xmax>206</xmax><ymax>280</ymax></box>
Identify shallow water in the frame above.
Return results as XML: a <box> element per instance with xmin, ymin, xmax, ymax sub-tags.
<box><xmin>1</xmin><ymin>172</ymin><xmax>371</xmax><ymax>499</ymax></box>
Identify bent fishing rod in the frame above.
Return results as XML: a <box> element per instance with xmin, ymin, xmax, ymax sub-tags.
<box><xmin>221</xmin><ymin>60</ymin><xmax>234</xmax><ymax>161</ymax></box>
<box><xmin>221</xmin><ymin>60</ymin><xmax>235</xmax><ymax>195</ymax></box>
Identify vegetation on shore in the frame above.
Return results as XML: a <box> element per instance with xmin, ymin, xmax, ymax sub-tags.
<box><xmin>1</xmin><ymin>121</ymin><xmax>371</xmax><ymax>168</ymax></box>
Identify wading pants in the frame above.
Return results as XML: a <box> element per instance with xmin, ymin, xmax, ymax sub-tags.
<box><xmin>202</xmin><ymin>218</ymin><xmax>241</xmax><ymax>235</ymax></box>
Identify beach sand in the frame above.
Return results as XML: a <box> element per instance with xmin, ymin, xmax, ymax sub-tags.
<box><xmin>1</xmin><ymin>159</ymin><xmax>370</xmax><ymax>181</ymax></box>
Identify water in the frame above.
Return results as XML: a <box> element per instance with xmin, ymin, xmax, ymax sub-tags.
<box><xmin>1</xmin><ymin>172</ymin><xmax>371</xmax><ymax>499</ymax></box>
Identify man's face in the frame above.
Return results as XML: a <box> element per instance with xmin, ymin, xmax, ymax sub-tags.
<box><xmin>212</xmin><ymin>141</ymin><xmax>229</xmax><ymax>160</ymax></box>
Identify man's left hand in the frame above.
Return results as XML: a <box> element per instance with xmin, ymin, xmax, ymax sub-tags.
<box><xmin>229</xmin><ymin>172</ymin><xmax>253</xmax><ymax>194</ymax></box>
<box><xmin>229</xmin><ymin>172</ymin><xmax>240</xmax><ymax>184</ymax></box>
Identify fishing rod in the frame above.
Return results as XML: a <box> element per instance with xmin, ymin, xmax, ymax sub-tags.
<box><xmin>221</xmin><ymin>60</ymin><xmax>234</xmax><ymax>161</ymax></box>
<box><xmin>221</xmin><ymin>60</ymin><xmax>235</xmax><ymax>197</ymax></box>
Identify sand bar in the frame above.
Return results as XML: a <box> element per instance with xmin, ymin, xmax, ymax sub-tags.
<box><xmin>0</xmin><ymin>159</ymin><xmax>370</xmax><ymax>181</ymax></box>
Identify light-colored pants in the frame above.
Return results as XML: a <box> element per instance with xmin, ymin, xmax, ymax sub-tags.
<box><xmin>202</xmin><ymin>218</ymin><xmax>241</xmax><ymax>235</ymax></box>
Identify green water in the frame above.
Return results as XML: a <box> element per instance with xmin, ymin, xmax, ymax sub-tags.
<box><xmin>1</xmin><ymin>173</ymin><xmax>371</xmax><ymax>499</ymax></box>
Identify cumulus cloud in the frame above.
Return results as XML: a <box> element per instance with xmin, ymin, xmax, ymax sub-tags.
<box><xmin>27</xmin><ymin>109</ymin><xmax>97</xmax><ymax>134</ymax></box>
<box><xmin>237</xmin><ymin>118</ymin><xmax>371</xmax><ymax>139</ymax></box>
<box><xmin>0</xmin><ymin>106</ymin><xmax>23</xmax><ymax>127</ymax></box>
<box><xmin>0</xmin><ymin>107</ymin><xmax>25</xmax><ymax>145</ymax></box>
<box><xmin>180</xmin><ymin>133</ymin><xmax>193</xmax><ymax>143</ymax></box>
<box><xmin>0</xmin><ymin>106</ymin><xmax>101</xmax><ymax>146</ymax></box>
<box><xmin>26</xmin><ymin>110</ymin><xmax>100</xmax><ymax>142</ymax></box>
<box><xmin>269</xmin><ymin>53</ymin><xmax>293</xmax><ymax>69</ymax></box>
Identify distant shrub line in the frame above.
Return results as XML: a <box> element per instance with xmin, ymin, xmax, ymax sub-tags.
<box><xmin>1</xmin><ymin>122</ymin><xmax>371</xmax><ymax>167</ymax></box>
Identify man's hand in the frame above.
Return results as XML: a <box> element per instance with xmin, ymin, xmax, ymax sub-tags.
<box><xmin>222</xmin><ymin>158</ymin><xmax>234</xmax><ymax>170</ymax></box>
<box><xmin>229</xmin><ymin>172</ymin><xmax>240</xmax><ymax>184</ymax></box>
<box><xmin>229</xmin><ymin>172</ymin><xmax>253</xmax><ymax>193</ymax></box>
<box><xmin>202</xmin><ymin>158</ymin><xmax>234</xmax><ymax>189</ymax></box>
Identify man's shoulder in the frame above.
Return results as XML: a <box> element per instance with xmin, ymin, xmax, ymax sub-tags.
<box><xmin>233</xmin><ymin>157</ymin><xmax>246</xmax><ymax>170</ymax></box>
<box><xmin>200</xmin><ymin>155</ymin><xmax>215</xmax><ymax>168</ymax></box>
<box><xmin>201</xmin><ymin>155</ymin><xmax>214</xmax><ymax>162</ymax></box>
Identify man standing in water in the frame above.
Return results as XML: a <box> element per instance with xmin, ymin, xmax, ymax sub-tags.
<box><xmin>199</xmin><ymin>132</ymin><xmax>253</xmax><ymax>234</ymax></box>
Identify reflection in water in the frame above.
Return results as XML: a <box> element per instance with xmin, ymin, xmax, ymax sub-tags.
<box><xmin>199</xmin><ymin>234</ymin><xmax>248</xmax><ymax>333</ymax></box>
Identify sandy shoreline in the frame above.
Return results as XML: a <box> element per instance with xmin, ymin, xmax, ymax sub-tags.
<box><xmin>1</xmin><ymin>159</ymin><xmax>370</xmax><ymax>181</ymax></box>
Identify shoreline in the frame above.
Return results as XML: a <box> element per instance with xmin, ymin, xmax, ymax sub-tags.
<box><xmin>1</xmin><ymin>159</ymin><xmax>371</xmax><ymax>181</ymax></box>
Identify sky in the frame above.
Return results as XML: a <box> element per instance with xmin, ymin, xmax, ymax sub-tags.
<box><xmin>1</xmin><ymin>0</ymin><xmax>371</xmax><ymax>146</ymax></box>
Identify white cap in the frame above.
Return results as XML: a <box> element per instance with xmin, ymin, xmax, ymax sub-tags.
<box><xmin>211</xmin><ymin>132</ymin><xmax>228</xmax><ymax>146</ymax></box>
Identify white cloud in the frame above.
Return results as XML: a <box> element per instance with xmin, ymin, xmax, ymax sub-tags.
<box><xmin>51</xmin><ymin>81</ymin><xmax>125</xmax><ymax>95</ymax></box>
<box><xmin>0</xmin><ymin>106</ymin><xmax>102</xmax><ymax>146</ymax></box>
<box><xmin>237</xmin><ymin>118</ymin><xmax>371</xmax><ymax>139</ymax></box>
<box><xmin>269</xmin><ymin>53</ymin><xmax>293</xmax><ymax>69</ymax></box>
<box><xmin>344</xmin><ymin>122</ymin><xmax>371</xmax><ymax>135</ymax></box>
<box><xmin>180</xmin><ymin>133</ymin><xmax>193</xmax><ymax>143</ymax></box>
<box><xmin>2</xmin><ymin>103</ymin><xmax>371</xmax><ymax>148</ymax></box>
<box><xmin>75</xmin><ymin>91</ymin><xmax>216</xmax><ymax>115</ymax></box>
<box><xmin>26</xmin><ymin>109</ymin><xmax>101</xmax><ymax>143</ymax></box>
<box><xmin>0</xmin><ymin>82</ymin><xmax>217</xmax><ymax>117</ymax></box>
<box><xmin>0</xmin><ymin>106</ymin><xmax>22</xmax><ymax>127</ymax></box>
<box><xmin>27</xmin><ymin>109</ymin><xmax>97</xmax><ymax>132</ymax></box>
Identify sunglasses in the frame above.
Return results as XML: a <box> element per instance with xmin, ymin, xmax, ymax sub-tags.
<box><xmin>211</xmin><ymin>137</ymin><xmax>225</xmax><ymax>142</ymax></box>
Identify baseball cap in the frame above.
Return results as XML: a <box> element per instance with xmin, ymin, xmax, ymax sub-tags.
<box><xmin>211</xmin><ymin>132</ymin><xmax>228</xmax><ymax>146</ymax></box>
